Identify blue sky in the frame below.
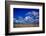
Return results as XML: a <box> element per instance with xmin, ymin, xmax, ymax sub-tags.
<box><xmin>13</xmin><ymin>8</ymin><xmax>39</xmax><ymax>24</ymax></box>
<box><xmin>13</xmin><ymin>8</ymin><xmax>39</xmax><ymax>18</ymax></box>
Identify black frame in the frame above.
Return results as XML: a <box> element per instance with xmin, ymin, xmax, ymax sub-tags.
<box><xmin>5</xmin><ymin>1</ymin><xmax>45</xmax><ymax>35</ymax></box>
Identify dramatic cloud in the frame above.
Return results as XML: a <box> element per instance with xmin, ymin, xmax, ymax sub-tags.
<box><xmin>32</xmin><ymin>11</ymin><xmax>39</xmax><ymax>16</ymax></box>
<box><xmin>14</xmin><ymin>11</ymin><xmax>39</xmax><ymax>24</ymax></box>
<box><xmin>25</xmin><ymin>12</ymin><xmax>32</xmax><ymax>16</ymax></box>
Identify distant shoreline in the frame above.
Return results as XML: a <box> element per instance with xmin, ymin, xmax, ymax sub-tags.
<box><xmin>13</xmin><ymin>24</ymin><xmax>39</xmax><ymax>28</ymax></box>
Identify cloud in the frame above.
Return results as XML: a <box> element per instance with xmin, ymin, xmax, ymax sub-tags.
<box><xmin>14</xmin><ymin>16</ymin><xmax>26</xmax><ymax>24</ymax></box>
<box><xmin>25</xmin><ymin>12</ymin><xmax>32</xmax><ymax>16</ymax></box>
<box><xmin>24</xmin><ymin>16</ymin><xmax>33</xmax><ymax>21</ymax></box>
<box><xmin>14</xmin><ymin>11</ymin><xmax>39</xmax><ymax>24</ymax></box>
<box><xmin>32</xmin><ymin>11</ymin><xmax>39</xmax><ymax>16</ymax></box>
<box><xmin>25</xmin><ymin>11</ymin><xmax>39</xmax><ymax>17</ymax></box>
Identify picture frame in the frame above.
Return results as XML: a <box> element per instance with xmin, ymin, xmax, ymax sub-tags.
<box><xmin>5</xmin><ymin>1</ymin><xmax>45</xmax><ymax>35</ymax></box>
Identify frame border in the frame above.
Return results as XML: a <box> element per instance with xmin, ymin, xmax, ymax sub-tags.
<box><xmin>5</xmin><ymin>1</ymin><xmax>45</xmax><ymax>35</ymax></box>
